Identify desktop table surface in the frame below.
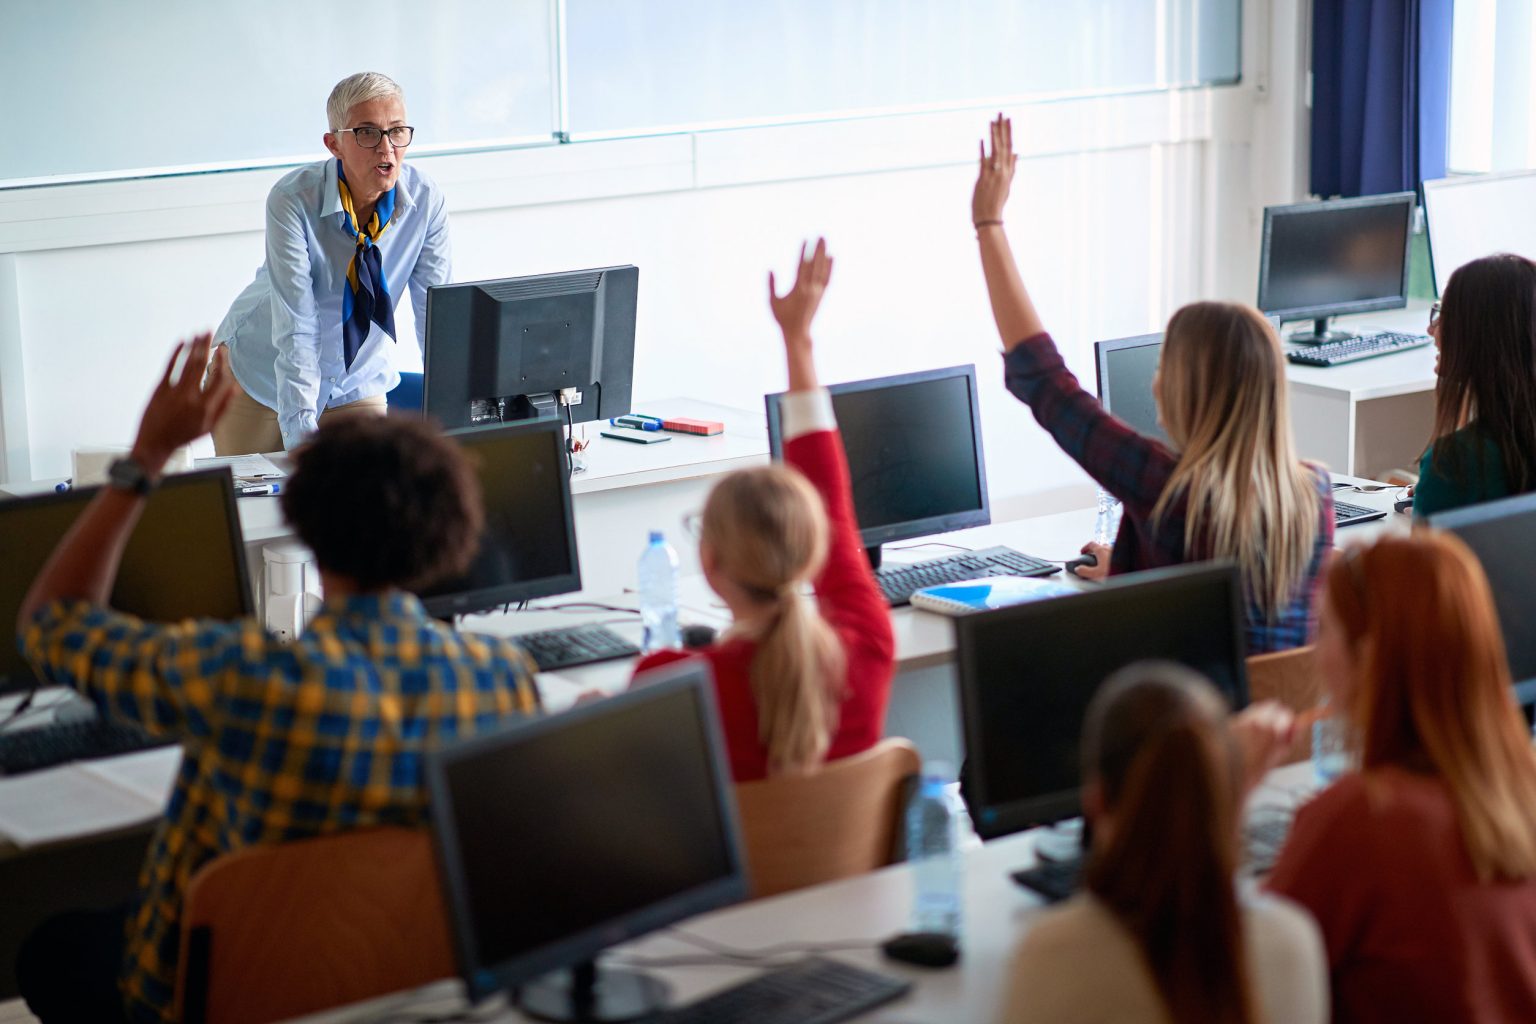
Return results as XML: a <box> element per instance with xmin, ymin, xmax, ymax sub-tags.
<box><xmin>287</xmin><ymin>762</ymin><xmax>1317</xmax><ymax>1024</ymax></box>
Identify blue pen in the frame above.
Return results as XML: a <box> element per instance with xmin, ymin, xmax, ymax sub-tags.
<box><xmin>237</xmin><ymin>482</ymin><xmax>282</xmax><ymax>498</ymax></box>
<box><xmin>55</xmin><ymin>478</ymin><xmax>72</xmax><ymax>492</ymax></box>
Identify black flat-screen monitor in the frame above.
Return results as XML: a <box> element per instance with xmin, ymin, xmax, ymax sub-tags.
<box><xmin>764</xmin><ymin>365</ymin><xmax>990</xmax><ymax>567</ymax></box>
<box><xmin>426</xmin><ymin>660</ymin><xmax>747</xmax><ymax>1019</ymax></box>
<box><xmin>423</xmin><ymin>265</ymin><xmax>638</xmax><ymax>430</ymax></box>
<box><xmin>1093</xmin><ymin>333</ymin><xmax>1169</xmax><ymax>445</ymax></box>
<box><xmin>416</xmin><ymin>418</ymin><xmax>582</xmax><ymax>617</ymax></box>
<box><xmin>0</xmin><ymin>469</ymin><xmax>253</xmax><ymax>696</ymax></box>
<box><xmin>1257</xmin><ymin>191</ymin><xmax>1416</xmax><ymax>344</ymax></box>
<box><xmin>956</xmin><ymin>561</ymin><xmax>1248</xmax><ymax>840</ymax></box>
<box><xmin>1429</xmin><ymin>492</ymin><xmax>1536</xmax><ymax>704</ymax></box>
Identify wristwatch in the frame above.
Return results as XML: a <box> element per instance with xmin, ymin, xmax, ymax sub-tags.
<box><xmin>107</xmin><ymin>456</ymin><xmax>157</xmax><ymax>497</ymax></box>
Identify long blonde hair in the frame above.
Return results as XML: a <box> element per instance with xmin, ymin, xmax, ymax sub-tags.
<box><xmin>1152</xmin><ymin>302</ymin><xmax>1320</xmax><ymax>619</ymax></box>
<box><xmin>1326</xmin><ymin>533</ymin><xmax>1536</xmax><ymax>880</ymax></box>
<box><xmin>702</xmin><ymin>465</ymin><xmax>846</xmax><ymax>775</ymax></box>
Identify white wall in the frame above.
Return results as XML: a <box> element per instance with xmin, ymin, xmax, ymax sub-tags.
<box><xmin>0</xmin><ymin>0</ymin><xmax>1312</xmax><ymax>525</ymax></box>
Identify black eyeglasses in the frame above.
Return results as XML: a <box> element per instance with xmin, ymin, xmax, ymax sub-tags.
<box><xmin>337</xmin><ymin>126</ymin><xmax>415</xmax><ymax>149</ymax></box>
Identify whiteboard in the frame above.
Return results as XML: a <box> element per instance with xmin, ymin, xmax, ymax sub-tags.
<box><xmin>0</xmin><ymin>0</ymin><xmax>554</xmax><ymax>185</ymax></box>
<box><xmin>1424</xmin><ymin>170</ymin><xmax>1536</xmax><ymax>296</ymax></box>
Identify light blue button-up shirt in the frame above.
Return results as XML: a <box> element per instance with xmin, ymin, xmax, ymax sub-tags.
<box><xmin>217</xmin><ymin>158</ymin><xmax>451</xmax><ymax>449</ymax></box>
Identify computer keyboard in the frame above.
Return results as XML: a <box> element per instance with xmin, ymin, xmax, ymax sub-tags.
<box><xmin>653</xmin><ymin>956</ymin><xmax>911</xmax><ymax>1024</ymax></box>
<box><xmin>0</xmin><ymin>717</ymin><xmax>176</xmax><ymax>776</ymax></box>
<box><xmin>1285</xmin><ymin>330</ymin><xmax>1432</xmax><ymax>367</ymax></box>
<box><xmin>1335</xmin><ymin>498</ymin><xmax>1387</xmax><ymax>527</ymax></box>
<box><xmin>877</xmin><ymin>546</ymin><xmax>1059</xmax><ymax>607</ymax></box>
<box><xmin>1010</xmin><ymin>854</ymin><xmax>1082</xmax><ymax>904</ymax></box>
<box><xmin>511</xmin><ymin>623</ymin><xmax>640</xmax><ymax>672</ymax></box>
<box><xmin>1244</xmin><ymin>811</ymin><xmax>1295</xmax><ymax>877</ymax></box>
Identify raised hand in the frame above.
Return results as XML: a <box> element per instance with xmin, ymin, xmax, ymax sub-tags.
<box><xmin>131</xmin><ymin>333</ymin><xmax>236</xmax><ymax>474</ymax></box>
<box><xmin>768</xmin><ymin>238</ymin><xmax>834</xmax><ymax>344</ymax></box>
<box><xmin>972</xmin><ymin>114</ymin><xmax>1016</xmax><ymax>227</ymax></box>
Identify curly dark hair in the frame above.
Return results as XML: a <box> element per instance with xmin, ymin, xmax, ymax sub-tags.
<box><xmin>280</xmin><ymin>415</ymin><xmax>483</xmax><ymax>592</ymax></box>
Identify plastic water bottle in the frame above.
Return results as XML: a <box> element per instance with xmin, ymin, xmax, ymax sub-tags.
<box><xmin>638</xmin><ymin>531</ymin><xmax>681</xmax><ymax>653</ymax></box>
<box><xmin>906</xmin><ymin>762</ymin><xmax>963</xmax><ymax>936</ymax></box>
<box><xmin>1311</xmin><ymin>703</ymin><xmax>1349</xmax><ymax>785</ymax></box>
<box><xmin>1093</xmin><ymin>488</ymin><xmax>1123</xmax><ymax>546</ymax></box>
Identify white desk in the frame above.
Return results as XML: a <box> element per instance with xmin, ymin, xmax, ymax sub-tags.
<box><xmin>1284</xmin><ymin>303</ymin><xmax>1437</xmax><ymax>479</ymax></box>
<box><xmin>234</xmin><ymin>397</ymin><xmax>769</xmax><ymax>604</ymax></box>
<box><xmin>289</xmin><ymin>762</ymin><xmax>1318</xmax><ymax>1024</ymax></box>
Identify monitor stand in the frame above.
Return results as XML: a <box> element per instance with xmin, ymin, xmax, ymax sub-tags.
<box><xmin>865</xmin><ymin>544</ymin><xmax>884</xmax><ymax>571</ymax></box>
<box><xmin>517</xmin><ymin>960</ymin><xmax>671</xmax><ymax>1023</ymax></box>
<box><xmin>1285</xmin><ymin>317</ymin><xmax>1357</xmax><ymax>346</ymax></box>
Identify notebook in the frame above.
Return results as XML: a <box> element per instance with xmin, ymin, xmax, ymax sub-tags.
<box><xmin>909</xmin><ymin>575</ymin><xmax>1076</xmax><ymax>616</ymax></box>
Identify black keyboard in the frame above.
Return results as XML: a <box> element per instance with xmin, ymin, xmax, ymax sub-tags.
<box><xmin>0</xmin><ymin>717</ymin><xmax>176</xmax><ymax>776</ymax></box>
<box><xmin>653</xmin><ymin>957</ymin><xmax>911</xmax><ymax>1024</ymax></box>
<box><xmin>1244</xmin><ymin>812</ymin><xmax>1294</xmax><ymax>876</ymax></box>
<box><xmin>1010</xmin><ymin>854</ymin><xmax>1082</xmax><ymax>904</ymax></box>
<box><xmin>1335</xmin><ymin>498</ymin><xmax>1387</xmax><ymax>527</ymax></box>
<box><xmin>512</xmin><ymin>624</ymin><xmax>640</xmax><ymax>672</ymax></box>
<box><xmin>877</xmin><ymin>546</ymin><xmax>1059</xmax><ymax>607</ymax></box>
<box><xmin>1286</xmin><ymin>330</ymin><xmax>1432</xmax><ymax>367</ymax></box>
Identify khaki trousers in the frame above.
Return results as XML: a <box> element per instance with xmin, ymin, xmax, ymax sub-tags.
<box><xmin>211</xmin><ymin>362</ymin><xmax>388</xmax><ymax>456</ymax></box>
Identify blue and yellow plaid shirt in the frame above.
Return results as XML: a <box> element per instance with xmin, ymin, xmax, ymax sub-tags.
<box><xmin>22</xmin><ymin>591</ymin><xmax>540</xmax><ymax>1024</ymax></box>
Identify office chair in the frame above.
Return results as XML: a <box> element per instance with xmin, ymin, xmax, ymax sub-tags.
<box><xmin>1247</xmin><ymin>645</ymin><xmax>1322</xmax><ymax>765</ymax></box>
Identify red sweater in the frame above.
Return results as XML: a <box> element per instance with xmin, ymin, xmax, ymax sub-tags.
<box><xmin>634</xmin><ymin>427</ymin><xmax>895</xmax><ymax>782</ymax></box>
<box><xmin>1267</xmin><ymin>767</ymin><xmax>1536</xmax><ymax>1024</ymax></box>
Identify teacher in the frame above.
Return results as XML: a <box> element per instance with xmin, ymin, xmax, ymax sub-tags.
<box><xmin>213</xmin><ymin>71</ymin><xmax>450</xmax><ymax>454</ymax></box>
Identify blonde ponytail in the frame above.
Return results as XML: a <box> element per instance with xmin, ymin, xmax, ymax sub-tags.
<box><xmin>702</xmin><ymin>467</ymin><xmax>846</xmax><ymax>775</ymax></box>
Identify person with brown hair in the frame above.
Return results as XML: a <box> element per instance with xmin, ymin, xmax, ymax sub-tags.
<box><xmin>1267</xmin><ymin>532</ymin><xmax>1536</xmax><ymax>1023</ymax></box>
<box><xmin>1001</xmin><ymin>663</ymin><xmax>1327</xmax><ymax>1023</ymax></box>
<box><xmin>633</xmin><ymin>240</ymin><xmax>895</xmax><ymax>780</ymax></box>
<box><xmin>1413</xmin><ymin>253</ymin><xmax>1536</xmax><ymax>516</ymax></box>
<box><xmin>970</xmin><ymin>115</ymin><xmax>1332</xmax><ymax>654</ymax></box>
<box><xmin>14</xmin><ymin>335</ymin><xmax>539</xmax><ymax>1023</ymax></box>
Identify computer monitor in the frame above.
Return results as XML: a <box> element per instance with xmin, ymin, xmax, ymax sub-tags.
<box><xmin>416</xmin><ymin>417</ymin><xmax>582</xmax><ymax>618</ymax></box>
<box><xmin>0</xmin><ymin>468</ymin><xmax>253</xmax><ymax>696</ymax></box>
<box><xmin>1093</xmin><ymin>333</ymin><xmax>1169</xmax><ymax>445</ymax></box>
<box><xmin>956</xmin><ymin>561</ymin><xmax>1248</xmax><ymax>840</ymax></box>
<box><xmin>423</xmin><ymin>265</ymin><xmax>638</xmax><ymax>431</ymax></box>
<box><xmin>764</xmin><ymin>365</ymin><xmax>990</xmax><ymax>569</ymax></box>
<box><xmin>1424</xmin><ymin>170</ymin><xmax>1536</xmax><ymax>297</ymax></box>
<box><xmin>1428</xmin><ymin>492</ymin><xmax>1536</xmax><ymax>704</ymax></box>
<box><xmin>1257</xmin><ymin>191</ymin><xmax>1416</xmax><ymax>344</ymax></box>
<box><xmin>426</xmin><ymin>660</ymin><xmax>747</xmax><ymax>1020</ymax></box>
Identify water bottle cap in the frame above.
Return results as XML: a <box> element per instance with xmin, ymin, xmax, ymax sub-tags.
<box><xmin>920</xmin><ymin>760</ymin><xmax>955</xmax><ymax>788</ymax></box>
<box><xmin>648</xmin><ymin>530</ymin><xmax>664</xmax><ymax>544</ymax></box>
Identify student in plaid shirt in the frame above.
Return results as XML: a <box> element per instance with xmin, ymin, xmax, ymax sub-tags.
<box><xmin>15</xmin><ymin>334</ymin><xmax>540</xmax><ymax>1023</ymax></box>
<box><xmin>971</xmin><ymin>116</ymin><xmax>1333</xmax><ymax>654</ymax></box>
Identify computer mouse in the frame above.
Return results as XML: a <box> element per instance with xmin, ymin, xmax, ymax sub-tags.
<box><xmin>881</xmin><ymin>931</ymin><xmax>960</xmax><ymax>968</ymax></box>
<box><xmin>680</xmin><ymin>623</ymin><xmax>718</xmax><ymax>649</ymax></box>
<box><xmin>1064</xmin><ymin>551</ymin><xmax>1099</xmax><ymax>576</ymax></box>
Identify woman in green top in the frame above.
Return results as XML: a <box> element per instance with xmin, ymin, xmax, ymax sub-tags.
<box><xmin>1414</xmin><ymin>253</ymin><xmax>1536</xmax><ymax>517</ymax></box>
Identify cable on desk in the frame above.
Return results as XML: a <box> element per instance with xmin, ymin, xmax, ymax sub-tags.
<box><xmin>606</xmin><ymin>927</ymin><xmax>883</xmax><ymax>968</ymax></box>
<box><xmin>528</xmin><ymin>602</ymin><xmax>642</xmax><ymax>616</ymax></box>
<box><xmin>888</xmin><ymin>542</ymin><xmax>974</xmax><ymax>553</ymax></box>
<box><xmin>0</xmin><ymin>687</ymin><xmax>39</xmax><ymax>734</ymax></box>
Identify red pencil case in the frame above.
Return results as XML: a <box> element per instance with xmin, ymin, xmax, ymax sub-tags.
<box><xmin>661</xmin><ymin>417</ymin><xmax>724</xmax><ymax>436</ymax></box>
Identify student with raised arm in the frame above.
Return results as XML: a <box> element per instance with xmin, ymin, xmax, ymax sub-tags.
<box><xmin>1001</xmin><ymin>662</ymin><xmax>1327</xmax><ymax>1023</ymax></box>
<box><xmin>1267</xmin><ymin>533</ymin><xmax>1536</xmax><ymax>1023</ymax></box>
<box><xmin>14</xmin><ymin>335</ymin><xmax>538</xmax><ymax>1023</ymax></box>
<box><xmin>972</xmin><ymin>115</ymin><xmax>1333</xmax><ymax>654</ymax></box>
<box><xmin>1413</xmin><ymin>253</ymin><xmax>1536</xmax><ymax>517</ymax></box>
<box><xmin>633</xmin><ymin>240</ymin><xmax>895</xmax><ymax>780</ymax></box>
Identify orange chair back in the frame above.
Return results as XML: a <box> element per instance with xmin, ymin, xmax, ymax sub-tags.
<box><xmin>1247</xmin><ymin>644</ymin><xmax>1321</xmax><ymax>764</ymax></box>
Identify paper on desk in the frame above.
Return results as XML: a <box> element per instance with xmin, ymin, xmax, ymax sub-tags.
<box><xmin>195</xmin><ymin>453</ymin><xmax>285</xmax><ymax>479</ymax></box>
<box><xmin>0</xmin><ymin>746</ymin><xmax>179</xmax><ymax>848</ymax></box>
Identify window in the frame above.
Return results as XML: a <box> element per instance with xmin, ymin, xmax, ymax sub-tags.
<box><xmin>1447</xmin><ymin>0</ymin><xmax>1536</xmax><ymax>173</ymax></box>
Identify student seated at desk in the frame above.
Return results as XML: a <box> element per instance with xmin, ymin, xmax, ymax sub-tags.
<box><xmin>13</xmin><ymin>335</ymin><xmax>539</xmax><ymax>1024</ymax></box>
<box><xmin>1001</xmin><ymin>662</ymin><xmax>1327</xmax><ymax>1024</ymax></box>
<box><xmin>1412</xmin><ymin>253</ymin><xmax>1536</xmax><ymax>518</ymax></box>
<box><xmin>1267</xmin><ymin>533</ymin><xmax>1536</xmax><ymax>1024</ymax></box>
<box><xmin>634</xmin><ymin>241</ymin><xmax>895</xmax><ymax>780</ymax></box>
<box><xmin>971</xmin><ymin>115</ymin><xmax>1332</xmax><ymax>654</ymax></box>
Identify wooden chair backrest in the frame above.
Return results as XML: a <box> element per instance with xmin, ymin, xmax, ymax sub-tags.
<box><xmin>1247</xmin><ymin>644</ymin><xmax>1321</xmax><ymax>764</ymax></box>
<box><xmin>734</xmin><ymin>738</ymin><xmax>921</xmax><ymax>899</ymax></box>
<box><xmin>175</xmin><ymin>826</ymin><xmax>454</xmax><ymax>1024</ymax></box>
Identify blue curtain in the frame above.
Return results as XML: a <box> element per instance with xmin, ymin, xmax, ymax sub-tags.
<box><xmin>1311</xmin><ymin>0</ymin><xmax>1454</xmax><ymax>198</ymax></box>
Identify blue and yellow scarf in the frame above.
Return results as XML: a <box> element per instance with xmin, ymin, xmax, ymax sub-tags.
<box><xmin>337</xmin><ymin>161</ymin><xmax>397</xmax><ymax>369</ymax></box>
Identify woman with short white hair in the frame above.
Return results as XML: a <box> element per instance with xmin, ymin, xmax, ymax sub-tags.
<box><xmin>212</xmin><ymin>71</ymin><xmax>451</xmax><ymax>454</ymax></box>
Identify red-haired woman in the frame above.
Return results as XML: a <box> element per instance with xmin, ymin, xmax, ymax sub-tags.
<box><xmin>1268</xmin><ymin>532</ymin><xmax>1536</xmax><ymax>1022</ymax></box>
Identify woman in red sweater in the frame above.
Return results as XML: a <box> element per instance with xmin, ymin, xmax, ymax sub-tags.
<box><xmin>634</xmin><ymin>239</ymin><xmax>895</xmax><ymax>781</ymax></box>
<box><xmin>1267</xmin><ymin>532</ymin><xmax>1536</xmax><ymax>1023</ymax></box>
